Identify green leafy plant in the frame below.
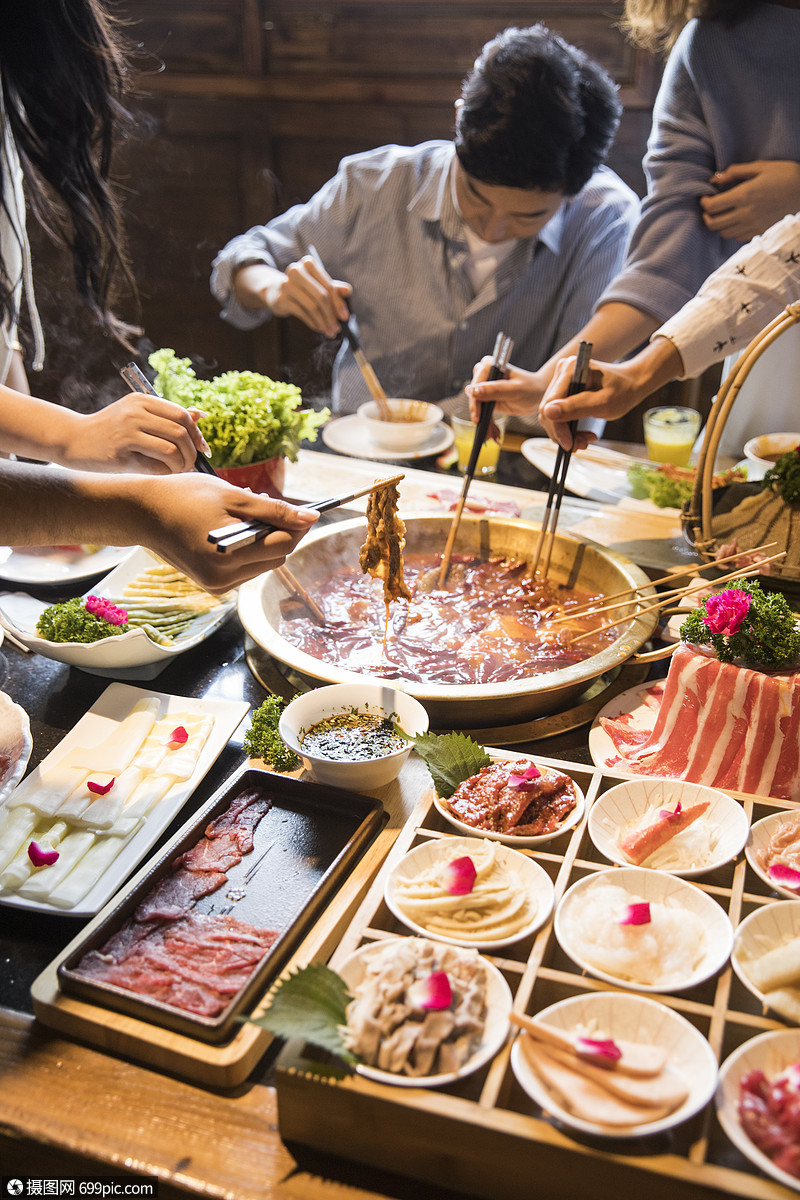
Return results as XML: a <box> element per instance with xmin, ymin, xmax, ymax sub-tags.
<box><xmin>243</xmin><ymin>696</ymin><xmax>298</xmax><ymax>771</ymax></box>
<box><xmin>247</xmin><ymin>962</ymin><xmax>356</xmax><ymax>1066</ymax></box>
<box><xmin>394</xmin><ymin>728</ymin><xmax>491</xmax><ymax>798</ymax></box>
<box><xmin>149</xmin><ymin>348</ymin><xmax>329</xmax><ymax>469</ymax></box>
<box><xmin>762</xmin><ymin>445</ymin><xmax>800</xmax><ymax>504</ymax></box>
<box><xmin>36</xmin><ymin>596</ymin><xmax>129</xmax><ymax>644</ymax></box>
<box><xmin>679</xmin><ymin>578</ymin><xmax>800</xmax><ymax>667</ymax></box>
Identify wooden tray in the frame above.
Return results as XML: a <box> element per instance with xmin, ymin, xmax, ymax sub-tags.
<box><xmin>275</xmin><ymin>755</ymin><xmax>798</xmax><ymax>1200</ymax></box>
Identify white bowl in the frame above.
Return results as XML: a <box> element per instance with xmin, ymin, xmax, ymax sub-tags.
<box><xmin>554</xmin><ymin>866</ymin><xmax>734</xmax><ymax>993</ymax></box>
<box><xmin>0</xmin><ymin>690</ymin><xmax>32</xmax><ymax>806</ymax></box>
<box><xmin>385</xmin><ymin>835</ymin><xmax>555</xmax><ymax>948</ymax></box>
<box><xmin>743</xmin><ymin>432</ymin><xmax>800</xmax><ymax>469</ymax></box>
<box><xmin>588</xmin><ymin>779</ymin><xmax>749</xmax><ymax>878</ymax></box>
<box><xmin>357</xmin><ymin>399</ymin><xmax>444</xmax><ymax>451</ymax></box>
<box><xmin>278</xmin><ymin>682</ymin><xmax>429</xmax><ymax>790</ymax></box>
<box><xmin>732</xmin><ymin>900</ymin><xmax>800</xmax><ymax>1021</ymax></box>
<box><xmin>337</xmin><ymin>936</ymin><xmax>512</xmax><ymax>1087</ymax></box>
<box><xmin>717</xmin><ymin>1028</ymin><xmax>800</xmax><ymax>1191</ymax></box>
<box><xmin>746</xmin><ymin>810</ymin><xmax>800</xmax><ymax>899</ymax></box>
<box><xmin>512</xmin><ymin>991</ymin><xmax>718</xmax><ymax>1139</ymax></box>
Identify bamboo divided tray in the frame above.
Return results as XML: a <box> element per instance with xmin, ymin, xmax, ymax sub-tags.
<box><xmin>275</xmin><ymin>755</ymin><xmax>799</xmax><ymax>1200</ymax></box>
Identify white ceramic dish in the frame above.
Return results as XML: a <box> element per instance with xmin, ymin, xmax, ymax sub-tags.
<box><xmin>744</xmin><ymin>432</ymin><xmax>800</xmax><ymax>470</ymax></box>
<box><xmin>322</xmin><ymin>413</ymin><xmax>454</xmax><ymax>461</ymax></box>
<box><xmin>358</xmin><ymin>399</ymin><xmax>444</xmax><ymax>452</ymax></box>
<box><xmin>521</xmin><ymin>439</ymin><xmax>653</xmax><ymax>505</ymax></box>
<box><xmin>0</xmin><ymin>682</ymin><xmax>249</xmax><ymax>916</ymax></box>
<box><xmin>337</xmin><ymin>936</ymin><xmax>512</xmax><ymax>1087</ymax></box>
<box><xmin>385</xmin><ymin>835</ymin><xmax>554</xmax><ymax>949</ymax></box>
<box><xmin>588</xmin><ymin>680</ymin><xmax>663</xmax><ymax>775</ymax></box>
<box><xmin>433</xmin><ymin>754</ymin><xmax>585</xmax><ymax>848</ymax></box>
<box><xmin>278</xmin><ymin>682</ymin><xmax>429</xmax><ymax>790</ymax></box>
<box><xmin>732</xmin><ymin>900</ymin><xmax>800</xmax><ymax>1020</ymax></box>
<box><xmin>511</xmin><ymin>991</ymin><xmax>718</xmax><ymax>1139</ymax></box>
<box><xmin>588</xmin><ymin>778</ymin><xmax>750</xmax><ymax>878</ymax></box>
<box><xmin>554</xmin><ymin>866</ymin><xmax>734</xmax><ymax>993</ymax></box>
<box><xmin>717</xmin><ymin>1028</ymin><xmax>800</xmax><ymax>1192</ymax></box>
<box><xmin>0</xmin><ymin>542</ymin><xmax>135</xmax><ymax>586</ymax></box>
<box><xmin>0</xmin><ymin>548</ymin><xmax>237</xmax><ymax>680</ymax></box>
<box><xmin>747</xmin><ymin>810</ymin><xmax>800</xmax><ymax>899</ymax></box>
<box><xmin>0</xmin><ymin>690</ymin><xmax>32</xmax><ymax>807</ymax></box>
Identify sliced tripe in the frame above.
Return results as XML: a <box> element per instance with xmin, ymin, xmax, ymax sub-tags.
<box><xmin>60</xmin><ymin>697</ymin><xmax>161</xmax><ymax>775</ymax></box>
<box><xmin>519</xmin><ymin>1038</ymin><xmax>673</xmax><ymax>1127</ymax></box>
<box><xmin>0</xmin><ymin>805</ymin><xmax>38</xmax><ymax>873</ymax></box>
<box><xmin>540</xmin><ymin>1043</ymin><xmax>688</xmax><ymax>1110</ymax></box>
<box><xmin>47</xmin><ymin>828</ymin><xmax>141</xmax><ymax>909</ymax></box>
<box><xmin>510</xmin><ymin>1012</ymin><xmax>667</xmax><ymax>1077</ymax></box>
<box><xmin>18</xmin><ymin>829</ymin><xmax>95</xmax><ymax>898</ymax></box>
<box><xmin>0</xmin><ymin>820</ymin><xmax>69</xmax><ymax>890</ymax></box>
<box><xmin>5</xmin><ymin>764</ymin><xmax>90</xmax><ymax>816</ymax></box>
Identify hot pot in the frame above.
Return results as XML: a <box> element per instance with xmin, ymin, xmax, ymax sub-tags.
<box><xmin>237</xmin><ymin>515</ymin><xmax>659</xmax><ymax>728</ymax></box>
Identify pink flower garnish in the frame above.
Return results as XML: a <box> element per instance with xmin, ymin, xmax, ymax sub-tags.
<box><xmin>618</xmin><ymin>901</ymin><xmax>651</xmax><ymax>926</ymax></box>
<box><xmin>28</xmin><ymin>841</ymin><xmax>59</xmax><ymax>867</ymax></box>
<box><xmin>87</xmin><ymin>777</ymin><xmax>115</xmax><ymax>796</ymax></box>
<box><xmin>168</xmin><ymin>725</ymin><xmax>189</xmax><ymax>749</ymax></box>
<box><xmin>508</xmin><ymin>763</ymin><xmax>541</xmax><ymax>791</ymax></box>
<box><xmin>704</xmin><ymin>589</ymin><xmax>751</xmax><ymax>636</ymax></box>
<box><xmin>659</xmin><ymin>801</ymin><xmax>682</xmax><ymax>821</ymax></box>
<box><xmin>769</xmin><ymin>862</ymin><xmax>800</xmax><ymax>891</ymax></box>
<box><xmin>576</xmin><ymin>1036</ymin><xmax>622</xmax><ymax>1065</ymax></box>
<box><xmin>444</xmin><ymin>856</ymin><xmax>477</xmax><ymax>895</ymax></box>
<box><xmin>85</xmin><ymin>594</ymin><xmax>128</xmax><ymax>626</ymax></box>
<box><xmin>407</xmin><ymin>970</ymin><xmax>452</xmax><ymax>1011</ymax></box>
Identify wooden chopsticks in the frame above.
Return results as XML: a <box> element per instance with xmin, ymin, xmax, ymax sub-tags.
<box><xmin>120</xmin><ymin>362</ymin><xmax>219</xmax><ymax>477</ymax></box>
<box><xmin>529</xmin><ymin>340</ymin><xmax>592</xmax><ymax>580</ymax></box>
<box><xmin>437</xmin><ymin>332</ymin><xmax>514</xmax><ymax>588</ymax></box>
<box><xmin>207</xmin><ymin>473</ymin><xmax>404</xmax><ymax>552</ymax></box>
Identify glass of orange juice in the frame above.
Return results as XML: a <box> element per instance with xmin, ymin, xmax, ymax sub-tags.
<box><xmin>451</xmin><ymin>412</ymin><xmax>508</xmax><ymax>476</ymax></box>
<box><xmin>643</xmin><ymin>406</ymin><xmax>702</xmax><ymax>466</ymax></box>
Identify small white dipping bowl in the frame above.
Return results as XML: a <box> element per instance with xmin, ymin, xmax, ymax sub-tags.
<box><xmin>744</xmin><ymin>432</ymin><xmax>800</xmax><ymax>469</ymax></box>
<box><xmin>278</xmin><ymin>682</ymin><xmax>429</xmax><ymax>790</ymax></box>
<box><xmin>358</xmin><ymin>399</ymin><xmax>444</xmax><ymax>451</ymax></box>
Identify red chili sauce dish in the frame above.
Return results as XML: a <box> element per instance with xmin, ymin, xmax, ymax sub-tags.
<box><xmin>445</xmin><ymin>760</ymin><xmax>579</xmax><ymax>838</ymax></box>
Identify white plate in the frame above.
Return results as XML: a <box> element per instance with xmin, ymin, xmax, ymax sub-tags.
<box><xmin>337</xmin><ymin>936</ymin><xmax>512</xmax><ymax>1087</ymax></box>
<box><xmin>732</xmin><ymin>901</ymin><xmax>800</xmax><ymax>1020</ymax></box>
<box><xmin>385</xmin><ymin>835</ymin><xmax>554</xmax><ymax>949</ymax></box>
<box><xmin>433</xmin><ymin>754</ymin><xmax>585</xmax><ymax>848</ymax></box>
<box><xmin>322</xmin><ymin>414</ymin><xmax>454</xmax><ymax>461</ymax></box>
<box><xmin>0</xmin><ymin>543</ymin><xmax>135</xmax><ymax>586</ymax></box>
<box><xmin>0</xmin><ymin>682</ymin><xmax>249</xmax><ymax>916</ymax></box>
<box><xmin>554</xmin><ymin>866</ymin><xmax>734</xmax><ymax>993</ymax></box>
<box><xmin>0</xmin><ymin>548</ymin><xmax>237</xmax><ymax>680</ymax></box>
<box><xmin>747</xmin><ymin>811</ymin><xmax>800</xmax><ymax>899</ymax></box>
<box><xmin>520</xmin><ymin>439</ymin><xmax>662</xmax><ymax>505</ymax></box>
<box><xmin>511</xmin><ymin>991</ymin><xmax>718</xmax><ymax>1139</ymax></box>
<box><xmin>717</xmin><ymin>1029</ymin><xmax>800</xmax><ymax>1191</ymax></box>
<box><xmin>0</xmin><ymin>690</ymin><xmax>32</xmax><ymax>807</ymax></box>
<box><xmin>588</xmin><ymin>680</ymin><xmax>665</xmax><ymax>775</ymax></box>
<box><xmin>588</xmin><ymin>779</ymin><xmax>750</xmax><ymax>878</ymax></box>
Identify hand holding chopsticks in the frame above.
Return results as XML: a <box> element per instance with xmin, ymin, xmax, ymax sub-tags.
<box><xmin>207</xmin><ymin>474</ymin><xmax>404</xmax><ymax>552</ymax></box>
<box><xmin>120</xmin><ymin>362</ymin><xmax>218</xmax><ymax>478</ymax></box>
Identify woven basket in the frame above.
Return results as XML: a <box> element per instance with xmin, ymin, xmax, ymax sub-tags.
<box><xmin>681</xmin><ymin>302</ymin><xmax>800</xmax><ymax>578</ymax></box>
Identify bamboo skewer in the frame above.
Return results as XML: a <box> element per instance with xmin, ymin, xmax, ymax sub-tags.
<box><xmin>274</xmin><ymin>565</ymin><xmax>326</xmax><ymax>623</ymax></box>
<box><xmin>568</xmin><ymin>552</ymin><xmax>787</xmax><ymax>646</ymax></box>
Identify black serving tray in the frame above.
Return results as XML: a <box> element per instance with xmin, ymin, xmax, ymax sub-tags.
<box><xmin>57</xmin><ymin>763</ymin><xmax>385</xmax><ymax>1044</ymax></box>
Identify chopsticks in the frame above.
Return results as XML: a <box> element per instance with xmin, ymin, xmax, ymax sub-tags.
<box><xmin>437</xmin><ymin>332</ymin><xmax>514</xmax><ymax>588</ymax></box>
<box><xmin>274</xmin><ymin>564</ymin><xmax>326</xmax><ymax>623</ymax></box>
<box><xmin>120</xmin><ymin>362</ymin><xmax>218</xmax><ymax>477</ymax></box>
<box><xmin>529</xmin><ymin>340</ymin><xmax>592</xmax><ymax>580</ymax></box>
<box><xmin>307</xmin><ymin>245</ymin><xmax>392</xmax><ymax>421</ymax></box>
<box><xmin>207</xmin><ymin>473</ymin><xmax>404</xmax><ymax>552</ymax></box>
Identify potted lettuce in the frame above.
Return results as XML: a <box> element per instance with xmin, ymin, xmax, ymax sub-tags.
<box><xmin>149</xmin><ymin>348</ymin><xmax>329</xmax><ymax>494</ymax></box>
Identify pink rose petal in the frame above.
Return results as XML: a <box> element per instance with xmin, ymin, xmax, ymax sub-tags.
<box><xmin>407</xmin><ymin>970</ymin><xmax>452</xmax><ymax>1011</ymax></box>
<box><xmin>444</xmin><ymin>856</ymin><xmax>477</xmax><ymax>895</ymax></box>
<box><xmin>168</xmin><ymin>725</ymin><xmax>189</xmax><ymax>748</ymax></box>
<box><xmin>769</xmin><ymin>862</ymin><xmax>800</xmax><ymax>891</ymax></box>
<box><xmin>576</xmin><ymin>1036</ymin><xmax>622</xmax><ymax>1065</ymax></box>
<box><xmin>87</xmin><ymin>777</ymin><xmax>116</xmax><ymax>796</ymax></box>
<box><xmin>618</xmin><ymin>901</ymin><xmax>651</xmax><ymax>926</ymax></box>
<box><xmin>28</xmin><ymin>841</ymin><xmax>59</xmax><ymax>867</ymax></box>
<box><xmin>658</xmin><ymin>801</ymin><xmax>682</xmax><ymax>821</ymax></box>
<box><xmin>509</xmin><ymin>763</ymin><xmax>542</xmax><ymax>791</ymax></box>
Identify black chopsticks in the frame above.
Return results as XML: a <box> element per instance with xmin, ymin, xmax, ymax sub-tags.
<box><xmin>437</xmin><ymin>332</ymin><xmax>514</xmax><ymax>587</ymax></box>
<box><xmin>207</xmin><ymin>473</ymin><xmax>404</xmax><ymax>553</ymax></box>
<box><xmin>529</xmin><ymin>340</ymin><xmax>593</xmax><ymax>579</ymax></box>
<box><xmin>120</xmin><ymin>362</ymin><xmax>218</xmax><ymax>477</ymax></box>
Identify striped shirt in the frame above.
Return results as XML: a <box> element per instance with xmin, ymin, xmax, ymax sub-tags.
<box><xmin>211</xmin><ymin>142</ymin><xmax>638</xmax><ymax>415</ymax></box>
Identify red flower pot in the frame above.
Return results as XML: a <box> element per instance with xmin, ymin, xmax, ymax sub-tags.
<box><xmin>216</xmin><ymin>457</ymin><xmax>286</xmax><ymax>497</ymax></box>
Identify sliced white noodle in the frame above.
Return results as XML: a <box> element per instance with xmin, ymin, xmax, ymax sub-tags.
<box><xmin>48</xmin><ymin>828</ymin><xmax>140</xmax><ymax>909</ymax></box>
<box><xmin>19</xmin><ymin>829</ymin><xmax>95</xmax><ymax>898</ymax></box>
<box><xmin>5</xmin><ymin>764</ymin><xmax>90</xmax><ymax>815</ymax></box>
<box><xmin>60</xmin><ymin>697</ymin><xmax>160</xmax><ymax>774</ymax></box>
<box><xmin>0</xmin><ymin>819</ymin><xmax>69</xmax><ymax>890</ymax></box>
<box><xmin>0</xmin><ymin>805</ymin><xmax>38</xmax><ymax>873</ymax></box>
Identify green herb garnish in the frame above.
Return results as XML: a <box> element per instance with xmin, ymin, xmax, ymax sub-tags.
<box><xmin>762</xmin><ymin>445</ymin><xmax>800</xmax><ymax>503</ymax></box>
<box><xmin>36</xmin><ymin>596</ymin><xmax>129</xmax><ymax>644</ymax></box>
<box><xmin>243</xmin><ymin>696</ymin><xmax>298</xmax><ymax>770</ymax></box>
<box><xmin>394</xmin><ymin>728</ymin><xmax>491</xmax><ymax>799</ymax></box>
<box><xmin>248</xmin><ymin>962</ymin><xmax>356</xmax><ymax>1064</ymax></box>
<box><xmin>679</xmin><ymin>578</ymin><xmax>800</xmax><ymax>668</ymax></box>
<box><xmin>149</xmin><ymin>348</ymin><xmax>329</xmax><ymax>470</ymax></box>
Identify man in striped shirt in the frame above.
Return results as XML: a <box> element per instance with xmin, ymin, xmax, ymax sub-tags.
<box><xmin>211</xmin><ymin>25</ymin><xmax>639</xmax><ymax>423</ymax></box>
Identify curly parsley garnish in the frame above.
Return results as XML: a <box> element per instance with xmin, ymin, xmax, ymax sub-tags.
<box><xmin>242</xmin><ymin>696</ymin><xmax>298</xmax><ymax>770</ymax></box>
<box><xmin>36</xmin><ymin>596</ymin><xmax>129</xmax><ymax>644</ymax></box>
<box><xmin>680</xmin><ymin>578</ymin><xmax>800</xmax><ymax>668</ymax></box>
<box><xmin>762</xmin><ymin>445</ymin><xmax>800</xmax><ymax>504</ymax></box>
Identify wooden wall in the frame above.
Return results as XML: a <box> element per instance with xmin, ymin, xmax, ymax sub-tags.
<box><xmin>25</xmin><ymin>0</ymin><xmax>662</xmax><ymax>410</ymax></box>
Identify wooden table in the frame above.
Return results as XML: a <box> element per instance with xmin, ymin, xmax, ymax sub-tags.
<box><xmin>0</xmin><ymin>446</ymin><xmax>685</xmax><ymax>1197</ymax></box>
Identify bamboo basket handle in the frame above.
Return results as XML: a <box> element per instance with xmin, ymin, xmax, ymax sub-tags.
<box><xmin>682</xmin><ymin>302</ymin><xmax>800</xmax><ymax>557</ymax></box>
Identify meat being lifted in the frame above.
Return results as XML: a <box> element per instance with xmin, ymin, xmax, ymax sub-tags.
<box><xmin>358</xmin><ymin>480</ymin><xmax>412</xmax><ymax>605</ymax></box>
<box><xmin>600</xmin><ymin>644</ymin><xmax>800</xmax><ymax>801</ymax></box>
